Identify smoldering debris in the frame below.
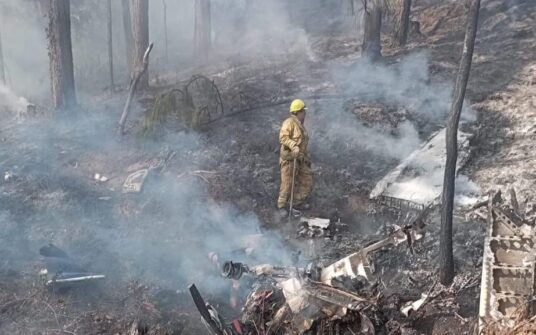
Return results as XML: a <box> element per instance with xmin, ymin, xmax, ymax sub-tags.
<box><xmin>194</xmin><ymin>260</ymin><xmax>379</xmax><ymax>335</ymax></box>
<box><xmin>0</xmin><ymin>84</ymin><xmax>31</xmax><ymax>117</ymax></box>
<box><xmin>191</xmin><ymin>222</ymin><xmax>428</xmax><ymax>335</ymax></box>
<box><xmin>296</xmin><ymin>216</ymin><xmax>346</xmax><ymax>239</ymax></box>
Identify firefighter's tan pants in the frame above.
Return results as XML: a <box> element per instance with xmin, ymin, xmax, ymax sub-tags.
<box><xmin>277</xmin><ymin>159</ymin><xmax>313</xmax><ymax>209</ymax></box>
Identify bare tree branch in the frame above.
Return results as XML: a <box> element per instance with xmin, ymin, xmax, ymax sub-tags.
<box><xmin>118</xmin><ymin>42</ymin><xmax>154</xmax><ymax>135</ymax></box>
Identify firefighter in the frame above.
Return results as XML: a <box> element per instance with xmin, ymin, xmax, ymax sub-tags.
<box><xmin>277</xmin><ymin>99</ymin><xmax>313</xmax><ymax>216</ymax></box>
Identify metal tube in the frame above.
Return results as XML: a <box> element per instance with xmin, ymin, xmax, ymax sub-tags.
<box><xmin>47</xmin><ymin>274</ymin><xmax>105</xmax><ymax>285</ymax></box>
<box><xmin>288</xmin><ymin>158</ymin><xmax>297</xmax><ymax>223</ymax></box>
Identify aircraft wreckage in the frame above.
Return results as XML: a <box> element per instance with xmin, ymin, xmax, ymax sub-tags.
<box><xmin>472</xmin><ymin>190</ymin><xmax>536</xmax><ymax>332</ymax></box>
<box><xmin>189</xmin><ymin>222</ymin><xmax>425</xmax><ymax>335</ymax></box>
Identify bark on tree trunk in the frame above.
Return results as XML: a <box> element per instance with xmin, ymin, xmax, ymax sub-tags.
<box><xmin>122</xmin><ymin>0</ymin><xmax>134</xmax><ymax>76</ymax></box>
<box><xmin>162</xmin><ymin>0</ymin><xmax>168</xmax><ymax>63</ymax></box>
<box><xmin>48</xmin><ymin>0</ymin><xmax>77</xmax><ymax>111</ymax></box>
<box><xmin>0</xmin><ymin>23</ymin><xmax>6</xmax><ymax>84</ymax></box>
<box><xmin>194</xmin><ymin>0</ymin><xmax>211</xmax><ymax>62</ymax></box>
<box><xmin>129</xmin><ymin>0</ymin><xmax>149</xmax><ymax>89</ymax></box>
<box><xmin>348</xmin><ymin>0</ymin><xmax>356</xmax><ymax>16</ymax></box>
<box><xmin>393</xmin><ymin>0</ymin><xmax>411</xmax><ymax>47</ymax></box>
<box><xmin>362</xmin><ymin>3</ymin><xmax>382</xmax><ymax>61</ymax></box>
<box><xmin>107</xmin><ymin>0</ymin><xmax>114</xmax><ymax>92</ymax></box>
<box><xmin>439</xmin><ymin>0</ymin><xmax>481</xmax><ymax>286</ymax></box>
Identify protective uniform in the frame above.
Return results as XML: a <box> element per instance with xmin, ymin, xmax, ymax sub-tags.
<box><xmin>277</xmin><ymin>102</ymin><xmax>313</xmax><ymax>209</ymax></box>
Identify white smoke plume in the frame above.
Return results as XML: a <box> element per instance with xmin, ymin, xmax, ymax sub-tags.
<box><xmin>0</xmin><ymin>84</ymin><xmax>30</xmax><ymax>115</ymax></box>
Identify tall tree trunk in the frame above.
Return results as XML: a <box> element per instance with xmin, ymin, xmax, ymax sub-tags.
<box><xmin>393</xmin><ymin>0</ymin><xmax>411</xmax><ymax>47</ymax></box>
<box><xmin>194</xmin><ymin>0</ymin><xmax>211</xmax><ymax>62</ymax></box>
<box><xmin>362</xmin><ymin>3</ymin><xmax>382</xmax><ymax>61</ymax></box>
<box><xmin>439</xmin><ymin>0</ymin><xmax>481</xmax><ymax>286</ymax></box>
<box><xmin>0</xmin><ymin>23</ymin><xmax>6</xmax><ymax>84</ymax></box>
<box><xmin>129</xmin><ymin>0</ymin><xmax>149</xmax><ymax>89</ymax></box>
<box><xmin>348</xmin><ymin>0</ymin><xmax>356</xmax><ymax>16</ymax></box>
<box><xmin>107</xmin><ymin>0</ymin><xmax>114</xmax><ymax>91</ymax></box>
<box><xmin>122</xmin><ymin>0</ymin><xmax>134</xmax><ymax>76</ymax></box>
<box><xmin>162</xmin><ymin>0</ymin><xmax>168</xmax><ymax>63</ymax></box>
<box><xmin>48</xmin><ymin>0</ymin><xmax>77</xmax><ymax>111</ymax></box>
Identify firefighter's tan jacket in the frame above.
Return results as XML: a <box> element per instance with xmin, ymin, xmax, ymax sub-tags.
<box><xmin>279</xmin><ymin>115</ymin><xmax>309</xmax><ymax>162</ymax></box>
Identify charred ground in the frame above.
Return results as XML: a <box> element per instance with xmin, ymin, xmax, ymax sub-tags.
<box><xmin>0</xmin><ymin>1</ymin><xmax>535</xmax><ymax>334</ymax></box>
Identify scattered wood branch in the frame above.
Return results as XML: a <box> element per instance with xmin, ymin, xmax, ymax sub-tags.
<box><xmin>0</xmin><ymin>297</ymin><xmax>30</xmax><ymax>313</ymax></box>
<box><xmin>40</xmin><ymin>298</ymin><xmax>61</xmax><ymax>328</ymax></box>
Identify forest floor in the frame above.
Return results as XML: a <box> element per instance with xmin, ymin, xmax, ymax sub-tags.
<box><xmin>0</xmin><ymin>0</ymin><xmax>535</xmax><ymax>334</ymax></box>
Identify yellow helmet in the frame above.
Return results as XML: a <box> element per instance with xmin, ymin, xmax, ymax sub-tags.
<box><xmin>289</xmin><ymin>99</ymin><xmax>307</xmax><ymax>114</ymax></box>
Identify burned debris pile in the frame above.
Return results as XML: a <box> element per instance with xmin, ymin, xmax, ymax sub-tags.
<box><xmin>190</xmin><ymin>222</ymin><xmax>427</xmax><ymax>335</ymax></box>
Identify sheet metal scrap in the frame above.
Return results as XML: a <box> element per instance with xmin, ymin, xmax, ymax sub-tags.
<box><xmin>122</xmin><ymin>150</ymin><xmax>178</xmax><ymax>193</ymax></box>
<box><xmin>477</xmin><ymin>193</ymin><xmax>536</xmax><ymax>331</ymax></box>
<box><xmin>123</xmin><ymin>168</ymin><xmax>149</xmax><ymax>193</ymax></box>
<box><xmin>370</xmin><ymin>128</ymin><xmax>472</xmax><ymax>210</ymax></box>
<box><xmin>321</xmin><ymin>224</ymin><xmax>423</xmax><ymax>282</ymax></box>
<box><xmin>297</xmin><ymin>217</ymin><xmax>347</xmax><ymax>239</ymax></box>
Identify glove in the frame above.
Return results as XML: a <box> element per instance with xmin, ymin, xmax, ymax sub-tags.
<box><xmin>291</xmin><ymin>146</ymin><xmax>300</xmax><ymax>159</ymax></box>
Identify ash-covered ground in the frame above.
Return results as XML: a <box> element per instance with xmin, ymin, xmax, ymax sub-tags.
<box><xmin>0</xmin><ymin>1</ymin><xmax>535</xmax><ymax>334</ymax></box>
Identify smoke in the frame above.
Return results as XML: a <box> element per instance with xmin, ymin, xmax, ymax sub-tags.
<box><xmin>0</xmin><ymin>0</ymin><xmax>319</xmax><ymax>98</ymax></box>
<box><xmin>0</xmin><ymin>84</ymin><xmax>29</xmax><ymax>115</ymax></box>
<box><xmin>0</xmin><ymin>1</ymin><xmax>345</xmax><ymax>300</ymax></box>
<box><xmin>101</xmin><ymin>174</ymin><xmax>293</xmax><ymax>291</ymax></box>
<box><xmin>306</xmin><ymin>52</ymin><xmax>476</xmax><ymax>167</ymax></box>
<box><xmin>0</xmin><ymin>109</ymin><xmax>293</xmax><ymax>299</ymax></box>
<box><xmin>0</xmin><ymin>0</ymin><xmax>484</xmax><ymax>306</ymax></box>
<box><xmin>210</xmin><ymin>0</ymin><xmax>312</xmax><ymax>61</ymax></box>
<box><xmin>0</xmin><ymin>0</ymin><xmax>49</xmax><ymax>100</ymax></box>
<box><xmin>309</xmin><ymin>97</ymin><xmax>420</xmax><ymax>160</ymax></box>
<box><xmin>331</xmin><ymin>52</ymin><xmax>475</xmax><ymax>123</ymax></box>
